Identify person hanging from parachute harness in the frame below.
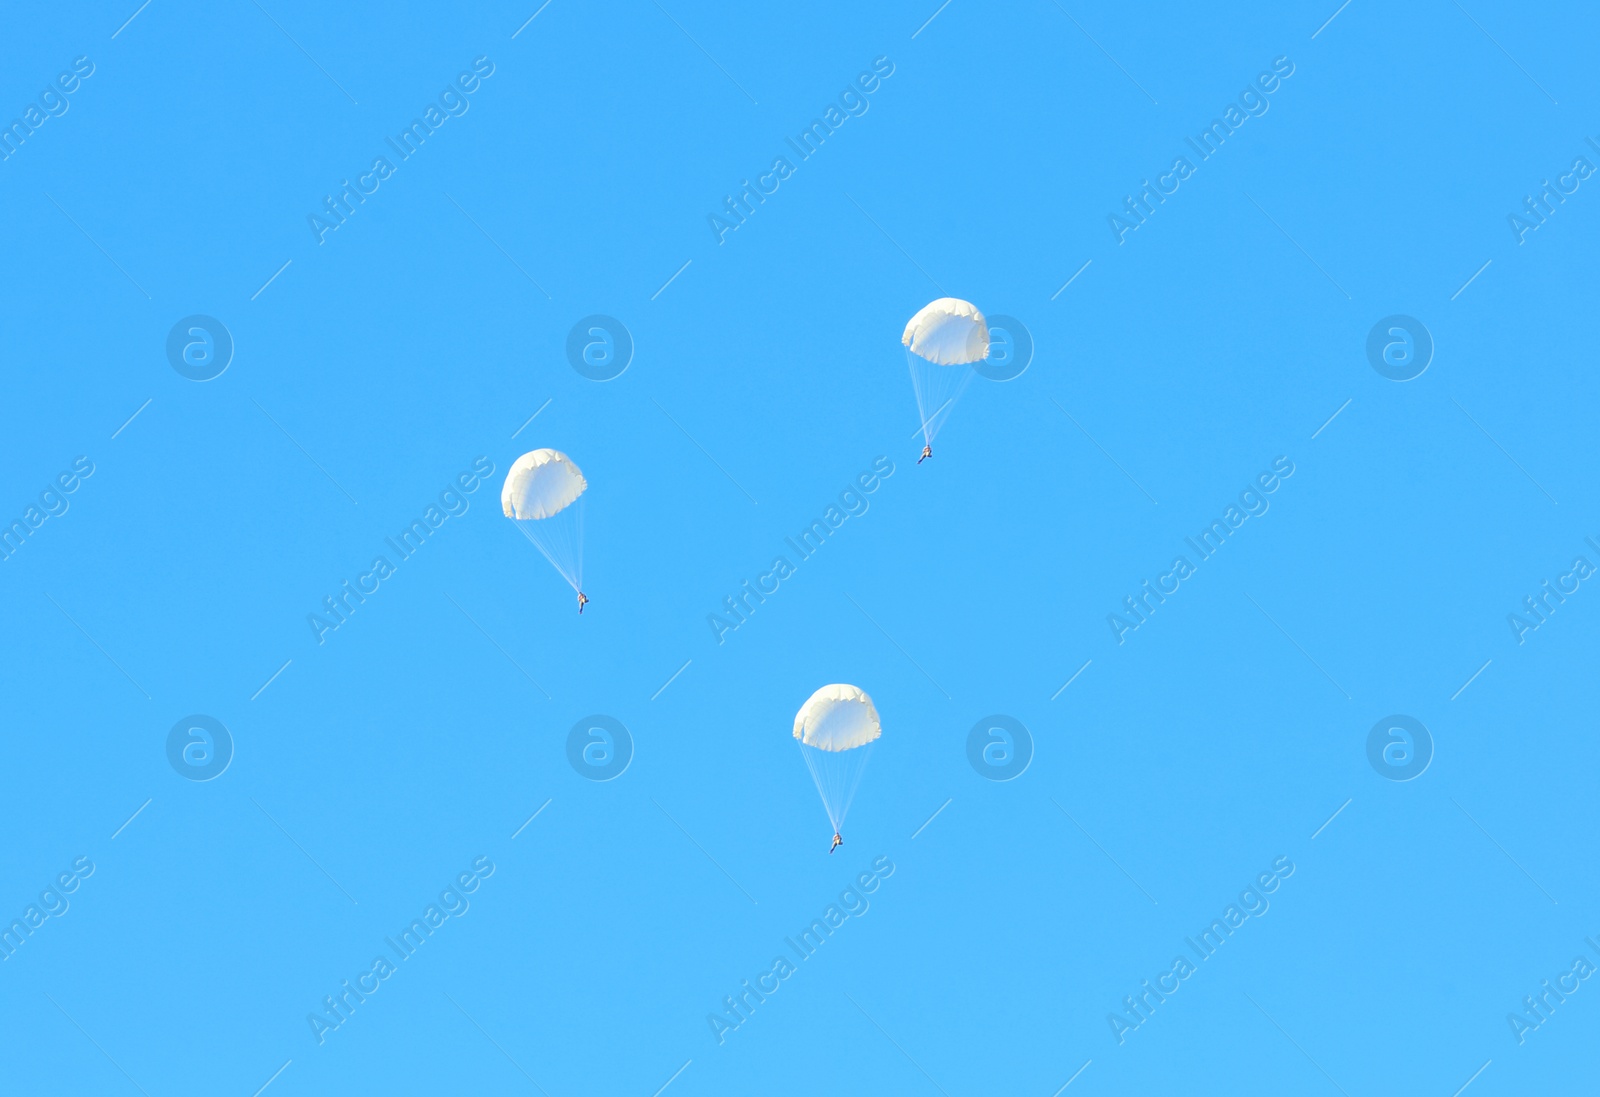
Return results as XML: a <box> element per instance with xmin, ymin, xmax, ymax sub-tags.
<box><xmin>830</xmin><ymin>832</ymin><xmax>843</xmax><ymax>854</ymax></box>
<box><xmin>577</xmin><ymin>591</ymin><xmax>589</xmax><ymax>614</ymax></box>
<box><xmin>918</xmin><ymin>444</ymin><xmax>932</xmax><ymax>465</ymax></box>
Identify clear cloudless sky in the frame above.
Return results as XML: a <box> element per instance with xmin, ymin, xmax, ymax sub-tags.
<box><xmin>2</xmin><ymin>1</ymin><xmax>1598</xmax><ymax>1094</ymax></box>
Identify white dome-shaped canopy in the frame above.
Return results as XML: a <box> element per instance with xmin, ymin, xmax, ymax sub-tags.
<box><xmin>902</xmin><ymin>298</ymin><xmax>990</xmax><ymax>365</ymax></box>
<box><xmin>502</xmin><ymin>449</ymin><xmax>587</xmax><ymax>520</ymax></box>
<box><xmin>793</xmin><ymin>684</ymin><xmax>881</xmax><ymax>753</ymax></box>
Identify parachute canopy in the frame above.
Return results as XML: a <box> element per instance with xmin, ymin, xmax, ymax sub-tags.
<box><xmin>902</xmin><ymin>298</ymin><xmax>990</xmax><ymax>366</ymax></box>
<box><xmin>793</xmin><ymin>684</ymin><xmax>881</xmax><ymax>753</ymax></box>
<box><xmin>502</xmin><ymin>449</ymin><xmax>587</xmax><ymax>521</ymax></box>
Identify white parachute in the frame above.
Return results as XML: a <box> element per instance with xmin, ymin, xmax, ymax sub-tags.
<box><xmin>793</xmin><ymin>684</ymin><xmax>881</xmax><ymax>838</ymax></box>
<box><xmin>902</xmin><ymin>297</ymin><xmax>989</xmax><ymax>451</ymax></box>
<box><xmin>502</xmin><ymin>449</ymin><xmax>587</xmax><ymax>594</ymax></box>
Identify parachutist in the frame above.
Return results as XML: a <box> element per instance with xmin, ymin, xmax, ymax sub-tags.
<box><xmin>795</xmin><ymin>685</ymin><xmax>879</xmax><ymax>857</ymax></box>
<box><xmin>903</xmin><ymin>298</ymin><xmax>988</xmax><ymax>469</ymax></box>
<box><xmin>504</xmin><ymin>449</ymin><xmax>590</xmax><ymax>605</ymax></box>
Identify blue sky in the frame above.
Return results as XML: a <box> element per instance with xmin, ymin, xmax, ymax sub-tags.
<box><xmin>2</xmin><ymin>1</ymin><xmax>1598</xmax><ymax>1094</ymax></box>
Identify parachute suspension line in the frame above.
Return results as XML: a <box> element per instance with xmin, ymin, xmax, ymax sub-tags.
<box><xmin>572</xmin><ymin>497</ymin><xmax>585</xmax><ymax>589</ymax></box>
<box><xmin>906</xmin><ymin>350</ymin><xmax>976</xmax><ymax>447</ymax></box>
<box><xmin>830</xmin><ymin>742</ymin><xmax>873</xmax><ymax>830</ymax></box>
<box><xmin>516</xmin><ymin>497</ymin><xmax>585</xmax><ymax>592</ymax></box>
<box><xmin>798</xmin><ymin>742</ymin><xmax>875</xmax><ymax>833</ymax></box>
<box><xmin>517</xmin><ymin>523</ymin><xmax>575</xmax><ymax>589</ymax></box>
<box><xmin>798</xmin><ymin>744</ymin><xmax>835</xmax><ymax>830</ymax></box>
